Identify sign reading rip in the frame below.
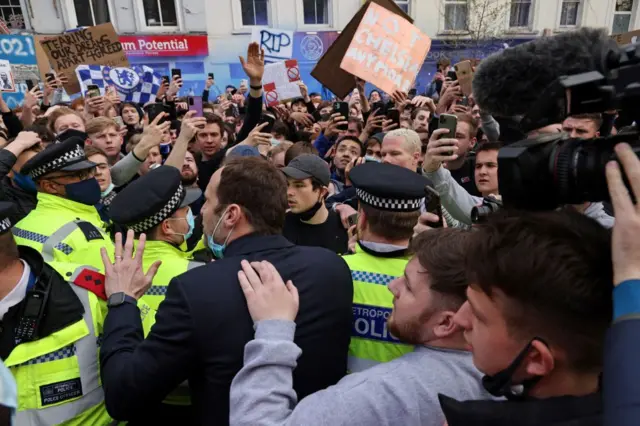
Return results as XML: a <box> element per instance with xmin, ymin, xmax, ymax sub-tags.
<box><xmin>39</xmin><ymin>23</ymin><xmax>129</xmax><ymax>94</ymax></box>
<box><xmin>251</xmin><ymin>27</ymin><xmax>294</xmax><ymax>61</ymax></box>
<box><xmin>340</xmin><ymin>2</ymin><xmax>431</xmax><ymax>94</ymax></box>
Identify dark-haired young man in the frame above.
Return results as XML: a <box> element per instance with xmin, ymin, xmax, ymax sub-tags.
<box><xmin>282</xmin><ymin>154</ymin><xmax>348</xmax><ymax>254</ymax></box>
<box><xmin>331</xmin><ymin>136</ymin><xmax>363</xmax><ymax>184</ymax></box>
<box><xmin>441</xmin><ymin>210</ymin><xmax>612</xmax><ymax>425</ymax></box>
<box><xmin>100</xmin><ymin>157</ymin><xmax>353</xmax><ymax>425</ymax></box>
<box><xmin>229</xmin><ymin>228</ymin><xmax>492</xmax><ymax>426</ymax></box>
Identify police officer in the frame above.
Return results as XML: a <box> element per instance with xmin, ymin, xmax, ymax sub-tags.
<box><xmin>108</xmin><ymin>166</ymin><xmax>204</xmax><ymax>311</ymax></box>
<box><xmin>0</xmin><ymin>201</ymin><xmax>155</xmax><ymax>425</ymax></box>
<box><xmin>345</xmin><ymin>162</ymin><xmax>430</xmax><ymax>372</ymax></box>
<box><xmin>12</xmin><ymin>136</ymin><xmax>114</xmax><ymax>271</ymax></box>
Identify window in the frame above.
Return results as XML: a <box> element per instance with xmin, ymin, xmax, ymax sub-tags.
<box><xmin>240</xmin><ymin>0</ymin><xmax>269</xmax><ymax>26</ymax></box>
<box><xmin>509</xmin><ymin>0</ymin><xmax>531</xmax><ymax>27</ymax></box>
<box><xmin>74</xmin><ymin>0</ymin><xmax>110</xmax><ymax>26</ymax></box>
<box><xmin>142</xmin><ymin>0</ymin><xmax>177</xmax><ymax>27</ymax></box>
<box><xmin>0</xmin><ymin>0</ymin><xmax>25</xmax><ymax>29</ymax></box>
<box><xmin>394</xmin><ymin>0</ymin><xmax>410</xmax><ymax>15</ymax></box>
<box><xmin>612</xmin><ymin>0</ymin><xmax>635</xmax><ymax>34</ymax></box>
<box><xmin>303</xmin><ymin>0</ymin><xmax>328</xmax><ymax>25</ymax></box>
<box><xmin>444</xmin><ymin>0</ymin><xmax>468</xmax><ymax>31</ymax></box>
<box><xmin>559</xmin><ymin>0</ymin><xmax>580</xmax><ymax>26</ymax></box>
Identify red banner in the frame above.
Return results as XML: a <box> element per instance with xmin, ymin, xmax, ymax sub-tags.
<box><xmin>119</xmin><ymin>35</ymin><xmax>208</xmax><ymax>57</ymax></box>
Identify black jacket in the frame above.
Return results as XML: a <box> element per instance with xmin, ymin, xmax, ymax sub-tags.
<box><xmin>0</xmin><ymin>150</ymin><xmax>37</xmax><ymax>221</ymax></box>
<box><xmin>440</xmin><ymin>393</ymin><xmax>602</xmax><ymax>426</ymax></box>
<box><xmin>196</xmin><ymin>93</ymin><xmax>263</xmax><ymax>193</ymax></box>
<box><xmin>100</xmin><ymin>233</ymin><xmax>354</xmax><ymax>425</ymax></box>
<box><xmin>0</xmin><ymin>246</ymin><xmax>84</xmax><ymax>360</ymax></box>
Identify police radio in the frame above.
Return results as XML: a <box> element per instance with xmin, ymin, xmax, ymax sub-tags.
<box><xmin>15</xmin><ymin>274</ymin><xmax>51</xmax><ymax>342</ymax></box>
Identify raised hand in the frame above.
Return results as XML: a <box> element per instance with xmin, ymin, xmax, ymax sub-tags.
<box><xmin>239</xmin><ymin>42</ymin><xmax>265</xmax><ymax>85</ymax></box>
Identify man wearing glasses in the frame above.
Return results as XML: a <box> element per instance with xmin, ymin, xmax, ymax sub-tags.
<box><xmin>12</xmin><ymin>135</ymin><xmax>115</xmax><ymax>271</ymax></box>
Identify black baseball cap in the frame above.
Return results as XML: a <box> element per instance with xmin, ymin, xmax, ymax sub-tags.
<box><xmin>281</xmin><ymin>154</ymin><xmax>331</xmax><ymax>186</ymax></box>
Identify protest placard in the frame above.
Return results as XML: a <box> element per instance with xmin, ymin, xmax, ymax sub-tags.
<box><xmin>611</xmin><ymin>29</ymin><xmax>640</xmax><ymax>45</ymax></box>
<box><xmin>311</xmin><ymin>0</ymin><xmax>412</xmax><ymax>99</ymax></box>
<box><xmin>39</xmin><ymin>23</ymin><xmax>129</xmax><ymax>94</ymax></box>
<box><xmin>0</xmin><ymin>35</ymin><xmax>39</xmax><ymax>107</ymax></box>
<box><xmin>251</xmin><ymin>27</ymin><xmax>294</xmax><ymax>61</ymax></box>
<box><xmin>0</xmin><ymin>60</ymin><xmax>16</xmax><ymax>92</ymax></box>
<box><xmin>340</xmin><ymin>2</ymin><xmax>430</xmax><ymax>94</ymax></box>
<box><xmin>262</xmin><ymin>59</ymin><xmax>302</xmax><ymax>107</ymax></box>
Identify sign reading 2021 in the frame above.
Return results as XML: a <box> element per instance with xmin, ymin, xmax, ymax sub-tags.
<box><xmin>251</xmin><ymin>27</ymin><xmax>294</xmax><ymax>61</ymax></box>
<box><xmin>0</xmin><ymin>36</ymin><xmax>35</xmax><ymax>58</ymax></box>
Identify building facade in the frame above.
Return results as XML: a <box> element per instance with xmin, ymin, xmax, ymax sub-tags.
<box><xmin>1</xmin><ymin>0</ymin><xmax>639</xmax><ymax>98</ymax></box>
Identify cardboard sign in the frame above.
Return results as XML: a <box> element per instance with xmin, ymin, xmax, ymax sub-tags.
<box><xmin>612</xmin><ymin>29</ymin><xmax>640</xmax><ymax>45</ymax></box>
<box><xmin>341</xmin><ymin>3</ymin><xmax>430</xmax><ymax>94</ymax></box>
<box><xmin>39</xmin><ymin>23</ymin><xmax>129</xmax><ymax>94</ymax></box>
<box><xmin>0</xmin><ymin>60</ymin><xmax>16</xmax><ymax>92</ymax></box>
<box><xmin>262</xmin><ymin>59</ymin><xmax>302</xmax><ymax>107</ymax></box>
<box><xmin>251</xmin><ymin>27</ymin><xmax>294</xmax><ymax>61</ymax></box>
<box><xmin>311</xmin><ymin>0</ymin><xmax>412</xmax><ymax>99</ymax></box>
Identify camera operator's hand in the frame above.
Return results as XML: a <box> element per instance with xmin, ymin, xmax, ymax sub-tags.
<box><xmin>413</xmin><ymin>212</ymin><xmax>445</xmax><ymax>239</ymax></box>
<box><xmin>606</xmin><ymin>143</ymin><xmax>640</xmax><ymax>285</ymax></box>
<box><xmin>423</xmin><ymin>128</ymin><xmax>459</xmax><ymax>173</ymax></box>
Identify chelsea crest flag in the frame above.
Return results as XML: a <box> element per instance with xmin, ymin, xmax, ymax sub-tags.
<box><xmin>76</xmin><ymin>65</ymin><xmax>162</xmax><ymax>103</ymax></box>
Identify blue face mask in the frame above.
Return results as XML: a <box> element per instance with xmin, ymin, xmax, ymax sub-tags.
<box><xmin>64</xmin><ymin>178</ymin><xmax>102</xmax><ymax>206</ymax></box>
<box><xmin>101</xmin><ymin>182</ymin><xmax>115</xmax><ymax>198</ymax></box>
<box><xmin>207</xmin><ymin>206</ymin><xmax>235</xmax><ymax>259</ymax></box>
<box><xmin>12</xmin><ymin>170</ymin><xmax>37</xmax><ymax>193</ymax></box>
<box><xmin>167</xmin><ymin>208</ymin><xmax>195</xmax><ymax>241</ymax></box>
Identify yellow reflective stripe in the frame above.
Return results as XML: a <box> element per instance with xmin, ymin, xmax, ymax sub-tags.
<box><xmin>10</xmin><ymin>285</ymin><xmax>108</xmax><ymax>425</ymax></box>
<box><xmin>5</xmin><ymin>320</ymin><xmax>88</xmax><ymax>368</ymax></box>
<box><xmin>15</xmin><ymin>387</ymin><xmax>104</xmax><ymax>426</ymax></box>
<box><xmin>42</xmin><ymin>222</ymin><xmax>80</xmax><ymax>262</ymax></box>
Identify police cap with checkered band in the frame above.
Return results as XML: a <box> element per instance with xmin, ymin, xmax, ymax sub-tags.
<box><xmin>21</xmin><ymin>136</ymin><xmax>96</xmax><ymax>180</ymax></box>
<box><xmin>349</xmin><ymin>162</ymin><xmax>428</xmax><ymax>212</ymax></box>
<box><xmin>109</xmin><ymin>166</ymin><xmax>202</xmax><ymax>233</ymax></box>
<box><xmin>0</xmin><ymin>201</ymin><xmax>17</xmax><ymax>236</ymax></box>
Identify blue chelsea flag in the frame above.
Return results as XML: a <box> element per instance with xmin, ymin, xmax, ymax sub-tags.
<box><xmin>75</xmin><ymin>65</ymin><xmax>162</xmax><ymax>103</ymax></box>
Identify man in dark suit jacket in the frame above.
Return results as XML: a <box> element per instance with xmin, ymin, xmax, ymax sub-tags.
<box><xmin>99</xmin><ymin>156</ymin><xmax>354</xmax><ymax>425</ymax></box>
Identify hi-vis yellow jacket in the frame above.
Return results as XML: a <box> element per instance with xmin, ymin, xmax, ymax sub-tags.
<box><xmin>5</xmin><ymin>259</ymin><xmax>155</xmax><ymax>426</ymax></box>
<box><xmin>13</xmin><ymin>192</ymin><xmax>115</xmax><ymax>272</ymax></box>
<box><xmin>343</xmin><ymin>248</ymin><xmax>414</xmax><ymax>373</ymax></box>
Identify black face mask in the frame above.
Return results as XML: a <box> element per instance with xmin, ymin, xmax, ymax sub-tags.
<box><xmin>293</xmin><ymin>195</ymin><xmax>325</xmax><ymax>222</ymax></box>
<box><xmin>482</xmin><ymin>337</ymin><xmax>547</xmax><ymax>401</ymax></box>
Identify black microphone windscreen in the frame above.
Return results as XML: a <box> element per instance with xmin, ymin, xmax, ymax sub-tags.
<box><xmin>473</xmin><ymin>28</ymin><xmax>616</xmax><ymax>119</ymax></box>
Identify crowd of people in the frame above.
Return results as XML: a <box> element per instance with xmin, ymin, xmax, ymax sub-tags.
<box><xmin>0</xmin><ymin>27</ymin><xmax>638</xmax><ymax>426</ymax></box>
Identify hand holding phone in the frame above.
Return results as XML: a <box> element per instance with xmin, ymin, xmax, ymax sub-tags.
<box><xmin>424</xmin><ymin>186</ymin><xmax>444</xmax><ymax>229</ymax></box>
<box><xmin>333</xmin><ymin>102</ymin><xmax>349</xmax><ymax>131</ymax></box>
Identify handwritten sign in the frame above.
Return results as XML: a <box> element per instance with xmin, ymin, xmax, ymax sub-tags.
<box><xmin>251</xmin><ymin>27</ymin><xmax>294</xmax><ymax>61</ymax></box>
<box><xmin>262</xmin><ymin>59</ymin><xmax>302</xmax><ymax>107</ymax></box>
<box><xmin>611</xmin><ymin>29</ymin><xmax>640</xmax><ymax>45</ymax></box>
<box><xmin>0</xmin><ymin>60</ymin><xmax>16</xmax><ymax>92</ymax></box>
<box><xmin>340</xmin><ymin>2</ymin><xmax>431</xmax><ymax>94</ymax></box>
<box><xmin>39</xmin><ymin>23</ymin><xmax>129</xmax><ymax>94</ymax></box>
